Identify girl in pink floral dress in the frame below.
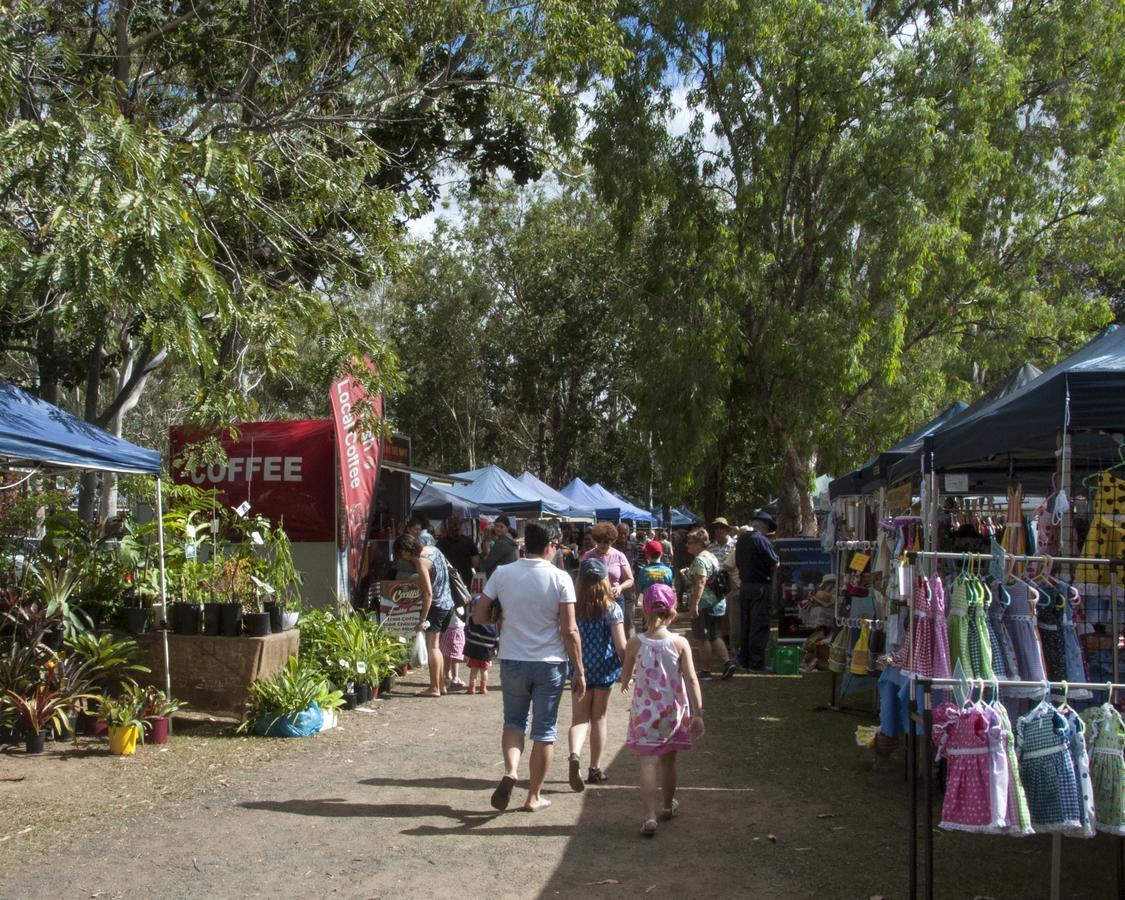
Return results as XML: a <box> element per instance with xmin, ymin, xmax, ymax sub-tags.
<box><xmin>620</xmin><ymin>584</ymin><xmax>704</xmax><ymax>837</ymax></box>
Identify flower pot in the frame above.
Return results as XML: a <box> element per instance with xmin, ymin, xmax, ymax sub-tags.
<box><xmin>203</xmin><ymin>604</ymin><xmax>222</xmax><ymax>636</ymax></box>
<box><xmin>243</xmin><ymin>612</ymin><xmax>271</xmax><ymax>637</ymax></box>
<box><xmin>281</xmin><ymin>611</ymin><xmax>300</xmax><ymax>630</ymax></box>
<box><xmin>51</xmin><ymin>715</ymin><xmax>76</xmax><ymax>742</ymax></box>
<box><xmin>107</xmin><ymin>724</ymin><xmax>139</xmax><ymax>756</ymax></box>
<box><xmin>172</xmin><ymin>602</ymin><xmax>202</xmax><ymax>636</ymax></box>
<box><xmin>355</xmin><ymin>683</ymin><xmax>372</xmax><ymax>704</ymax></box>
<box><xmin>124</xmin><ymin>606</ymin><xmax>149</xmax><ymax>635</ymax></box>
<box><xmin>146</xmin><ymin>716</ymin><xmax>170</xmax><ymax>745</ymax></box>
<box><xmin>79</xmin><ymin>709</ymin><xmax>107</xmax><ymax>738</ymax></box>
<box><xmin>24</xmin><ymin>732</ymin><xmax>46</xmax><ymax>754</ymax></box>
<box><xmin>342</xmin><ymin>691</ymin><xmax>357</xmax><ymax>710</ymax></box>
<box><xmin>220</xmin><ymin>602</ymin><xmax>243</xmax><ymax>637</ymax></box>
<box><xmin>265</xmin><ymin>601</ymin><xmax>283</xmax><ymax>634</ymax></box>
<box><xmin>378</xmin><ymin>673</ymin><xmax>396</xmax><ymax>696</ymax></box>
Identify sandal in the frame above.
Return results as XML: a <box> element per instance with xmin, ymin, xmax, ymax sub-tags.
<box><xmin>586</xmin><ymin>767</ymin><xmax>608</xmax><ymax>785</ymax></box>
<box><xmin>640</xmin><ymin>819</ymin><xmax>658</xmax><ymax>837</ymax></box>
<box><xmin>490</xmin><ymin>775</ymin><xmax>516</xmax><ymax>811</ymax></box>
<box><xmin>662</xmin><ymin>799</ymin><xmax>680</xmax><ymax>820</ymax></box>
<box><xmin>568</xmin><ymin>754</ymin><xmax>586</xmax><ymax>793</ymax></box>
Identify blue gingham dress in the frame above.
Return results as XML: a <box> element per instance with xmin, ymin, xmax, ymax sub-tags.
<box><xmin>1016</xmin><ymin>704</ymin><xmax>1082</xmax><ymax>833</ymax></box>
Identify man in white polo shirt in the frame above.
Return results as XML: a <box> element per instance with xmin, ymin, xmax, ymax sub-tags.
<box><xmin>475</xmin><ymin>520</ymin><xmax>585</xmax><ymax>813</ymax></box>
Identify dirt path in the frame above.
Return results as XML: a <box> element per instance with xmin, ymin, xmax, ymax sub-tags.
<box><xmin>0</xmin><ymin>666</ymin><xmax>1117</xmax><ymax>899</ymax></box>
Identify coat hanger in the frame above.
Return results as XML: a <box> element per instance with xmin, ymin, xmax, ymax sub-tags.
<box><xmin>1056</xmin><ymin>680</ymin><xmax>1073</xmax><ymax>716</ymax></box>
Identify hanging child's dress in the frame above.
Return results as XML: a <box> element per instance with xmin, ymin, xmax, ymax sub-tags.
<box><xmin>1080</xmin><ymin>703</ymin><xmax>1125</xmax><ymax>835</ymax></box>
<box><xmin>1004</xmin><ymin>580</ymin><xmax>1046</xmax><ymax>697</ymax></box>
<box><xmin>1061</xmin><ymin>707</ymin><xmax>1096</xmax><ymax>838</ymax></box>
<box><xmin>892</xmin><ymin>576</ymin><xmax>934</xmax><ymax>678</ymax></box>
<box><xmin>1062</xmin><ymin>588</ymin><xmax>1092</xmax><ymax>699</ymax></box>
<box><xmin>995</xmin><ymin>702</ymin><xmax>1033</xmax><ymax>835</ymax></box>
<box><xmin>933</xmin><ymin>702</ymin><xmax>1007</xmax><ymax>832</ymax></box>
<box><xmin>987</xmin><ymin>581</ymin><xmax>1019</xmax><ymax>680</ymax></box>
<box><xmin>1016</xmin><ymin>702</ymin><xmax>1083</xmax><ymax>833</ymax></box>
<box><xmin>930</xmin><ymin>573</ymin><xmax>951</xmax><ymax>680</ymax></box>
<box><xmin>947</xmin><ymin>574</ymin><xmax>971</xmax><ymax>678</ymax></box>
<box><xmin>1036</xmin><ymin>584</ymin><xmax>1069</xmax><ymax>684</ymax></box>
<box><xmin>966</xmin><ymin>577</ymin><xmax>994</xmax><ymax>680</ymax></box>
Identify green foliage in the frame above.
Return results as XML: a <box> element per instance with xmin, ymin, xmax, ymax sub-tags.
<box><xmin>63</xmin><ymin>632</ymin><xmax>149</xmax><ymax>694</ymax></box>
<box><xmin>238</xmin><ymin>656</ymin><xmax>332</xmax><ymax>732</ymax></box>
<box><xmin>298</xmin><ymin>609</ymin><xmax>406</xmax><ymax>689</ymax></box>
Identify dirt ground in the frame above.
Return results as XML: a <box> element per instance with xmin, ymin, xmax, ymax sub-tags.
<box><xmin>0</xmin><ymin>657</ymin><xmax>1120</xmax><ymax>900</ymax></box>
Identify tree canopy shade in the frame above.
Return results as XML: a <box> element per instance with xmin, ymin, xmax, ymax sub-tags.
<box><xmin>586</xmin><ymin>0</ymin><xmax>1122</xmax><ymax>532</ymax></box>
<box><xmin>0</xmin><ymin>380</ymin><xmax>160</xmax><ymax>474</ymax></box>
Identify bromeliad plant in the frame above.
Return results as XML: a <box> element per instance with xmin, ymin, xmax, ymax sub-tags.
<box><xmin>138</xmin><ymin>685</ymin><xmax>187</xmax><ymax>720</ymax></box>
<box><xmin>97</xmin><ymin>682</ymin><xmax>146</xmax><ymax>732</ymax></box>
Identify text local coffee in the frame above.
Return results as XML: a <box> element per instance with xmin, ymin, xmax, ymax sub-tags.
<box><xmin>334</xmin><ymin>382</ymin><xmax>376</xmax><ymax>490</ymax></box>
<box><xmin>185</xmin><ymin>456</ymin><xmax>303</xmax><ymax>484</ymax></box>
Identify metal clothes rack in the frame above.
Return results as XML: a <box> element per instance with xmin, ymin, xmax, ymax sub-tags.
<box><xmin>821</xmin><ymin>541</ymin><xmax>881</xmax><ymax>716</ymax></box>
<box><xmin>903</xmin><ymin>550</ymin><xmax>1123</xmax><ymax>900</ymax></box>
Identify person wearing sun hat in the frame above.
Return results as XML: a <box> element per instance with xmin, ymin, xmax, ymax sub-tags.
<box><xmin>734</xmin><ymin>510</ymin><xmax>780</xmax><ymax>672</ymax></box>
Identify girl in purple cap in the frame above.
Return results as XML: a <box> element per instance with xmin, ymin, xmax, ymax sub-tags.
<box><xmin>620</xmin><ymin>583</ymin><xmax>704</xmax><ymax>836</ymax></box>
<box><xmin>567</xmin><ymin>556</ymin><xmax>628</xmax><ymax>791</ymax></box>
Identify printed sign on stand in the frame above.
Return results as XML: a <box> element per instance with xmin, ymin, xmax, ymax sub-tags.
<box><xmin>378</xmin><ymin>580</ymin><xmax>423</xmax><ymax>638</ymax></box>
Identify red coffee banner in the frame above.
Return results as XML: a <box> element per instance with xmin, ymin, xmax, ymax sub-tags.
<box><xmin>169</xmin><ymin>420</ymin><xmax>336</xmax><ymax>541</ymax></box>
<box><xmin>330</xmin><ymin>363</ymin><xmax>384</xmax><ymax>586</ymax></box>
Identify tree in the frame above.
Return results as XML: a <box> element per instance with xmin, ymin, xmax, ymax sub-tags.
<box><xmin>0</xmin><ymin>0</ymin><xmax>623</xmax><ymax>518</ymax></box>
<box><xmin>588</xmin><ymin>0</ymin><xmax>1121</xmax><ymax>533</ymax></box>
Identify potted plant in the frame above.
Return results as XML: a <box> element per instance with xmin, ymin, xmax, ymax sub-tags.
<box><xmin>138</xmin><ymin>685</ymin><xmax>186</xmax><ymax>744</ymax></box>
<box><xmin>4</xmin><ymin>681</ymin><xmax>90</xmax><ymax>754</ymax></box>
<box><xmin>237</xmin><ymin>657</ymin><xmax>325</xmax><ymax>737</ymax></box>
<box><xmin>98</xmin><ymin>686</ymin><xmax>145</xmax><ymax>755</ymax></box>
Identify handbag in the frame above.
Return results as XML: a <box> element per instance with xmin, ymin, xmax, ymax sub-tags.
<box><xmin>448</xmin><ymin>567</ymin><xmax>472</xmax><ymax>615</ymax></box>
<box><xmin>828</xmin><ymin>627</ymin><xmax>850</xmax><ymax>673</ymax></box>
<box><xmin>850</xmin><ymin>622</ymin><xmax>871</xmax><ymax>675</ymax></box>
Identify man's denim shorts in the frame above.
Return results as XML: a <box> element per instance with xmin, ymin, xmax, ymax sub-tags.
<box><xmin>500</xmin><ymin>659</ymin><xmax>566</xmax><ymax>742</ymax></box>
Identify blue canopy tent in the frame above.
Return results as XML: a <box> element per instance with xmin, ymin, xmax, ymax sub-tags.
<box><xmin>409</xmin><ymin>475</ymin><xmax>500</xmax><ymax>521</ymax></box>
<box><xmin>670</xmin><ymin>506</ymin><xmax>700</xmax><ymax>527</ymax></box>
<box><xmin>448</xmin><ymin>464</ymin><xmax>582</xmax><ymax>518</ymax></box>
<box><xmin>0</xmin><ymin>379</ymin><xmax>171</xmax><ymax>695</ymax></box>
<box><xmin>517</xmin><ymin>472</ymin><xmax>596</xmax><ymax>520</ymax></box>
<box><xmin>592</xmin><ymin>483</ymin><xmax>654</xmax><ymax>522</ymax></box>
<box><xmin>560</xmin><ymin>477</ymin><xmax>630</xmax><ymax>521</ymax></box>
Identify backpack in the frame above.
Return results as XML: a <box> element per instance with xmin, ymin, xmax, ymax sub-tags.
<box><xmin>708</xmin><ymin>566</ymin><xmax>730</xmax><ymax>597</ymax></box>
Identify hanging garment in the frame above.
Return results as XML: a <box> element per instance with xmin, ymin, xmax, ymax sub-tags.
<box><xmin>1036</xmin><ymin>585</ymin><xmax>1069</xmax><ymax>683</ymax></box>
<box><xmin>995</xmin><ymin>702</ymin><xmax>1033</xmax><ymax>835</ymax></box>
<box><xmin>1004</xmin><ymin>580</ymin><xmax>1047</xmax><ymax>696</ymax></box>
<box><xmin>966</xmin><ymin>577</ymin><xmax>994</xmax><ymax>680</ymax></box>
<box><xmin>947</xmin><ymin>574</ymin><xmax>971</xmax><ymax>678</ymax></box>
<box><xmin>933</xmin><ymin>701</ymin><xmax>1007</xmax><ymax>832</ymax></box>
<box><xmin>1016</xmin><ymin>702</ymin><xmax>1083</xmax><ymax>833</ymax></box>
<box><xmin>850</xmin><ymin>622</ymin><xmax>871</xmax><ymax>676</ymax></box>
<box><xmin>1062</xmin><ymin>589</ymin><xmax>1092</xmax><ymax>699</ymax></box>
<box><xmin>930</xmin><ymin>574</ymin><xmax>952</xmax><ymax>680</ymax></box>
<box><xmin>891</xmin><ymin>577</ymin><xmax>934</xmax><ymax>677</ymax></box>
<box><xmin>986</xmin><ymin>581</ymin><xmax>1019</xmax><ymax>680</ymax></box>
<box><xmin>1061</xmin><ymin>707</ymin><xmax>1097</xmax><ymax>838</ymax></box>
<box><xmin>1075</xmin><ymin>470</ymin><xmax>1125</xmax><ymax>586</ymax></box>
<box><xmin>1001</xmin><ymin>485</ymin><xmax>1027</xmax><ymax>574</ymax></box>
<box><xmin>1080</xmin><ymin>703</ymin><xmax>1125</xmax><ymax>835</ymax></box>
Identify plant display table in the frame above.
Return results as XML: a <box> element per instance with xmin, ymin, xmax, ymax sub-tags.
<box><xmin>133</xmin><ymin>631</ymin><xmax>299</xmax><ymax>718</ymax></box>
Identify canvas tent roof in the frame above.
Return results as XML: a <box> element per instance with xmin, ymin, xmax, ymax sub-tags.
<box><xmin>560</xmin><ymin>477</ymin><xmax>630</xmax><ymax>521</ymax></box>
<box><xmin>884</xmin><ymin>363</ymin><xmax>1043</xmax><ymax>488</ymax></box>
<box><xmin>592</xmin><ymin>484</ymin><xmax>653</xmax><ymax>522</ymax></box>
<box><xmin>410</xmin><ymin>476</ymin><xmax>500</xmax><ymax>520</ymax></box>
<box><xmin>448</xmin><ymin>465</ymin><xmax>583</xmax><ymax>517</ymax></box>
<box><xmin>516</xmin><ymin>472</ymin><xmax>596</xmax><ymax>519</ymax></box>
<box><xmin>0</xmin><ymin>380</ymin><xmax>161</xmax><ymax>475</ymax></box>
<box><xmin>930</xmin><ymin>326</ymin><xmax>1125</xmax><ymax>472</ymax></box>
<box><xmin>828</xmin><ymin>402</ymin><xmax>967</xmax><ymax>500</ymax></box>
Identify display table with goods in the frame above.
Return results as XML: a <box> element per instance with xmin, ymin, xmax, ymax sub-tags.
<box><xmin>133</xmin><ymin>630</ymin><xmax>299</xmax><ymax>718</ymax></box>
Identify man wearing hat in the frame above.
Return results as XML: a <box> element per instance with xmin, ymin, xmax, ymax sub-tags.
<box><xmin>734</xmin><ymin>510</ymin><xmax>780</xmax><ymax>672</ymax></box>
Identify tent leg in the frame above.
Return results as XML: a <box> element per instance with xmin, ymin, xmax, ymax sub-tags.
<box><xmin>155</xmin><ymin>478</ymin><xmax>171</xmax><ymax>699</ymax></box>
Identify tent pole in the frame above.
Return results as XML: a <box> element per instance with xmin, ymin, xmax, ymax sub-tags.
<box><xmin>155</xmin><ymin>477</ymin><xmax>171</xmax><ymax>699</ymax></box>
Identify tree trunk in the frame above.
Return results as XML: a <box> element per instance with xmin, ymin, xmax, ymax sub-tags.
<box><xmin>776</xmin><ymin>445</ymin><xmax>817</xmax><ymax>538</ymax></box>
<box><xmin>78</xmin><ymin>334</ymin><xmax>105</xmax><ymax>523</ymax></box>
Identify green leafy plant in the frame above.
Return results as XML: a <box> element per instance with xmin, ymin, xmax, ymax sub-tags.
<box><xmin>64</xmin><ymin>632</ymin><xmax>150</xmax><ymax>694</ymax></box>
<box><xmin>138</xmin><ymin>685</ymin><xmax>187</xmax><ymax>720</ymax></box>
<box><xmin>297</xmin><ymin>610</ymin><xmax>406</xmax><ymax>691</ymax></box>
<box><xmin>97</xmin><ymin>683</ymin><xmax>146</xmax><ymax>735</ymax></box>
<box><xmin>31</xmin><ymin>567</ymin><xmax>91</xmax><ymax>642</ymax></box>
<box><xmin>237</xmin><ymin>657</ymin><xmax>328</xmax><ymax>733</ymax></box>
<box><xmin>5</xmin><ymin>682</ymin><xmax>93</xmax><ymax>736</ymax></box>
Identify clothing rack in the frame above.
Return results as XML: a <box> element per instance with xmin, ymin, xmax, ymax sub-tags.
<box><xmin>903</xmin><ymin>550</ymin><xmax>1123</xmax><ymax>900</ymax></box>
<box><xmin>819</xmin><ymin>542</ymin><xmax>881</xmax><ymax>717</ymax></box>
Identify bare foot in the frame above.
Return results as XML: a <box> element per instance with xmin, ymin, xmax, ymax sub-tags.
<box><xmin>419</xmin><ymin>689</ymin><xmax>441</xmax><ymax>697</ymax></box>
<box><xmin>522</xmin><ymin>797</ymin><xmax>552</xmax><ymax>812</ymax></box>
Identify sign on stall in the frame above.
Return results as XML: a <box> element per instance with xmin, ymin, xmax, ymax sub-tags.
<box><xmin>378</xmin><ymin>580</ymin><xmax>423</xmax><ymax>638</ymax></box>
<box><xmin>944</xmin><ymin>473</ymin><xmax>969</xmax><ymax>493</ymax></box>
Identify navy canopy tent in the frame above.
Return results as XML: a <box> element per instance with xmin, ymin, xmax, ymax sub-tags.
<box><xmin>0</xmin><ymin>380</ymin><xmax>161</xmax><ymax>474</ymax></box>
<box><xmin>592</xmin><ymin>484</ymin><xmax>654</xmax><ymax>522</ymax></box>
<box><xmin>931</xmin><ymin>327</ymin><xmax>1125</xmax><ymax>472</ymax></box>
<box><xmin>410</xmin><ymin>476</ymin><xmax>499</xmax><ymax>521</ymax></box>
<box><xmin>828</xmin><ymin>402</ymin><xmax>967</xmax><ymax>500</ymax></box>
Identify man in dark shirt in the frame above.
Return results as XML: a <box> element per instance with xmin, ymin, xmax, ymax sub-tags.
<box><xmin>734</xmin><ymin>510</ymin><xmax>780</xmax><ymax>671</ymax></box>
<box><xmin>436</xmin><ymin>515</ymin><xmax>481</xmax><ymax>588</ymax></box>
<box><xmin>482</xmin><ymin>514</ymin><xmax>519</xmax><ymax>578</ymax></box>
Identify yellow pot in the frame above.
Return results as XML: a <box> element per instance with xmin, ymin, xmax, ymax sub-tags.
<box><xmin>108</xmin><ymin>724</ymin><xmax>139</xmax><ymax>756</ymax></box>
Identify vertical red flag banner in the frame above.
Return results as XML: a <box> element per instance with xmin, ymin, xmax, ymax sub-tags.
<box><xmin>330</xmin><ymin>362</ymin><xmax>384</xmax><ymax>588</ymax></box>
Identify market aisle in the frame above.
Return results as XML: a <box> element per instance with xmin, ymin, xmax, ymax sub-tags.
<box><xmin>1</xmin><ymin>668</ymin><xmax>1119</xmax><ymax>899</ymax></box>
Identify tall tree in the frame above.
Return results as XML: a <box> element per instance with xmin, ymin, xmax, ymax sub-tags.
<box><xmin>588</xmin><ymin>0</ymin><xmax>1121</xmax><ymax>534</ymax></box>
<box><xmin>0</xmin><ymin>0</ymin><xmax>623</xmax><ymax>518</ymax></box>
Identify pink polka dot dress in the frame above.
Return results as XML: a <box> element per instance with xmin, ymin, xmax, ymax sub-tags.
<box><xmin>627</xmin><ymin>634</ymin><xmax>692</xmax><ymax>757</ymax></box>
<box><xmin>933</xmin><ymin>702</ymin><xmax>1008</xmax><ymax>832</ymax></box>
